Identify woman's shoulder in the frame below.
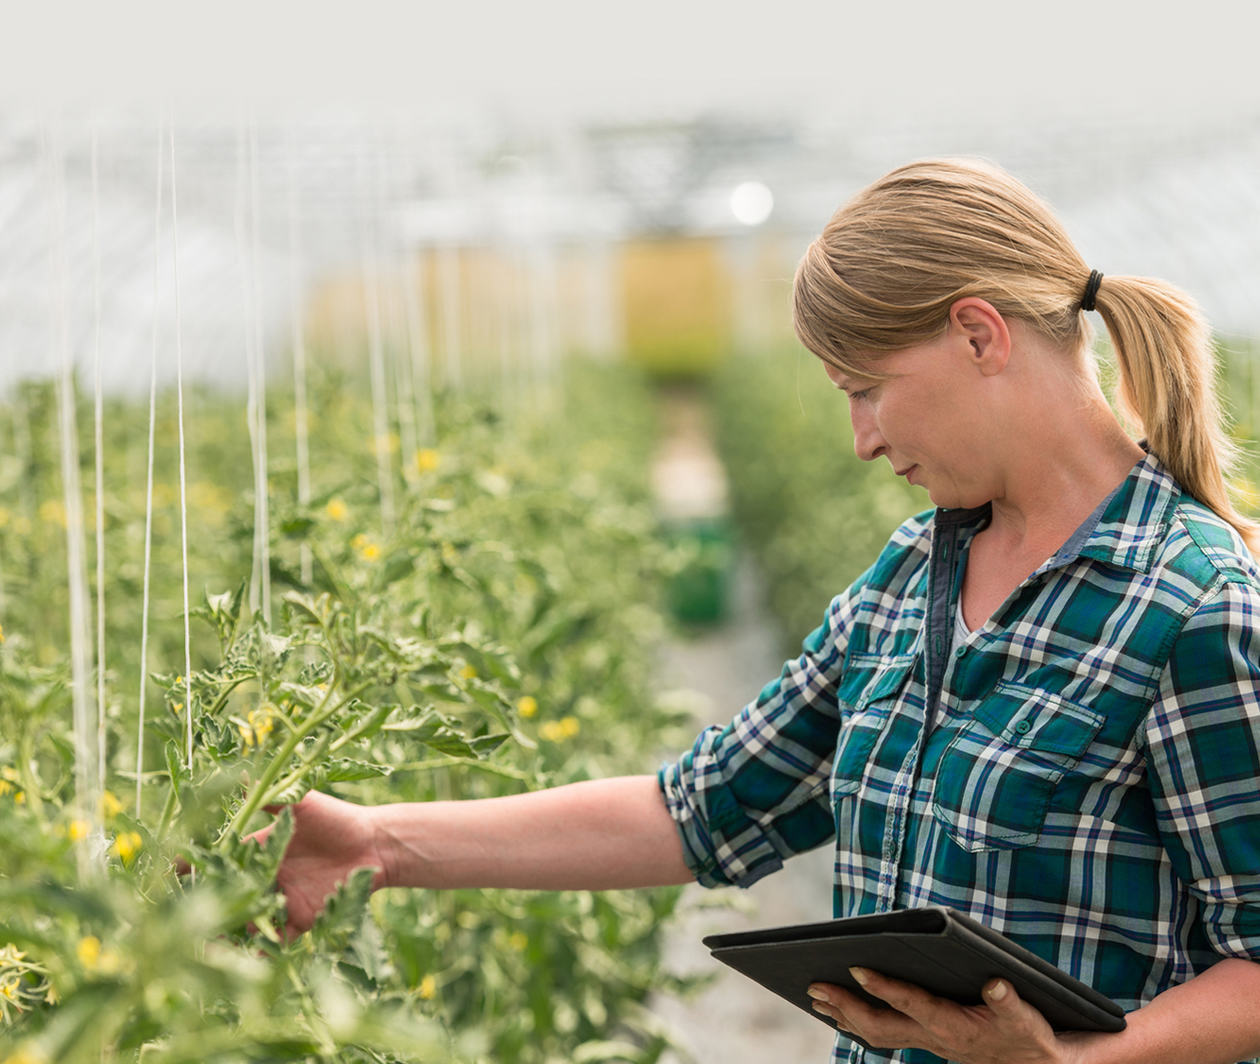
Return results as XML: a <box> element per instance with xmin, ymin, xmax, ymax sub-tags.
<box><xmin>1160</xmin><ymin>495</ymin><xmax>1260</xmax><ymax>593</ymax></box>
<box><xmin>862</xmin><ymin>507</ymin><xmax>937</xmax><ymax>589</ymax></box>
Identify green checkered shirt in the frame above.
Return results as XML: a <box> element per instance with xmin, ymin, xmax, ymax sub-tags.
<box><xmin>659</xmin><ymin>454</ymin><xmax>1260</xmax><ymax>1064</ymax></box>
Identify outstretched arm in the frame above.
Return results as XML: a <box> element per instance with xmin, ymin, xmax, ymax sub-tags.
<box><xmin>256</xmin><ymin>775</ymin><xmax>693</xmax><ymax>936</ymax></box>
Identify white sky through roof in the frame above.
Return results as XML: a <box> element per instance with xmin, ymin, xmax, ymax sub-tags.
<box><xmin>2</xmin><ymin>0</ymin><xmax>1259</xmax><ymax>125</ymax></box>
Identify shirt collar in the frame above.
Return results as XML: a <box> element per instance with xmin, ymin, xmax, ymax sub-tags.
<box><xmin>1073</xmin><ymin>451</ymin><xmax>1180</xmax><ymax>573</ymax></box>
<box><xmin>931</xmin><ymin>452</ymin><xmax>1180</xmax><ymax>575</ymax></box>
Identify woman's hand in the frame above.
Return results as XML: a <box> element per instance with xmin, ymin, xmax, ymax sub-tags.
<box><xmin>807</xmin><ymin>968</ymin><xmax>1104</xmax><ymax>1064</ymax></box>
<box><xmin>250</xmin><ymin>790</ymin><xmax>389</xmax><ymax>938</ymax></box>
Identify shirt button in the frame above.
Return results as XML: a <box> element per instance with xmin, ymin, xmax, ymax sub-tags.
<box><xmin>954</xmin><ymin>644</ymin><xmax>968</xmax><ymax>658</ymax></box>
<box><xmin>1014</xmin><ymin>720</ymin><xmax>1032</xmax><ymax>735</ymax></box>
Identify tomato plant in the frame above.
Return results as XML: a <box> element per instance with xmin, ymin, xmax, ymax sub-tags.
<box><xmin>0</xmin><ymin>358</ymin><xmax>698</xmax><ymax>1063</ymax></box>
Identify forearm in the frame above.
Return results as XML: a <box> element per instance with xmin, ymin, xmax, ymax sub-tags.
<box><xmin>1069</xmin><ymin>958</ymin><xmax>1260</xmax><ymax>1064</ymax></box>
<box><xmin>369</xmin><ymin>774</ymin><xmax>695</xmax><ymax>892</ymax></box>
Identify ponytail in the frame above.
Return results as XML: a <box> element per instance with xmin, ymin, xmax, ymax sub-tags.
<box><xmin>1093</xmin><ymin>276</ymin><xmax>1260</xmax><ymax>554</ymax></box>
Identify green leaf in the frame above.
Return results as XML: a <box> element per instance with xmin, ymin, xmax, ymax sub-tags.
<box><xmin>310</xmin><ymin>865</ymin><xmax>377</xmax><ymax>945</ymax></box>
<box><xmin>165</xmin><ymin>739</ymin><xmax>188</xmax><ymax>801</ymax></box>
<box><xmin>321</xmin><ymin>759</ymin><xmax>391</xmax><ymax>783</ymax></box>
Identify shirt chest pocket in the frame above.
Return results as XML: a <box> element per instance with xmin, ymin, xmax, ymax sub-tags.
<box><xmin>931</xmin><ymin>682</ymin><xmax>1105</xmax><ymax>853</ymax></box>
<box><xmin>831</xmin><ymin>660</ymin><xmax>915</xmax><ymax>802</ymax></box>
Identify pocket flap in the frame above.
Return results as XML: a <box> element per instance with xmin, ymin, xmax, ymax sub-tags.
<box><xmin>972</xmin><ymin>682</ymin><xmax>1104</xmax><ymax>758</ymax></box>
<box><xmin>836</xmin><ymin>655</ymin><xmax>917</xmax><ymax>712</ymax></box>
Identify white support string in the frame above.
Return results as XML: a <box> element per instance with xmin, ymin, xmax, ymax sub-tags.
<box><xmin>91</xmin><ymin>126</ymin><xmax>108</xmax><ymax>799</ymax></box>
<box><xmin>135</xmin><ymin>126</ymin><xmax>163</xmax><ymax>817</ymax></box>
<box><xmin>168</xmin><ymin>124</ymin><xmax>194</xmax><ymax>772</ymax></box>
<box><xmin>437</xmin><ymin>244</ymin><xmax>463</xmax><ymax>392</ymax></box>
<box><xmin>248</xmin><ymin>124</ymin><xmax>272</xmax><ymax>624</ymax></box>
<box><xmin>47</xmin><ymin>121</ymin><xmax>101</xmax><ymax>872</ymax></box>
<box><xmin>238</xmin><ymin>122</ymin><xmax>272</xmax><ymax>623</ymax></box>
<box><xmin>359</xmin><ymin>141</ymin><xmax>395</xmax><ymax>534</ymax></box>
<box><xmin>236</xmin><ymin>125</ymin><xmax>261</xmax><ymax>618</ymax></box>
<box><xmin>285</xmin><ymin>137</ymin><xmax>312</xmax><ymax>586</ymax></box>
<box><xmin>401</xmin><ymin>232</ymin><xmax>436</xmax><ymax>447</ymax></box>
<box><xmin>377</xmin><ymin>143</ymin><xmax>418</xmax><ymax>487</ymax></box>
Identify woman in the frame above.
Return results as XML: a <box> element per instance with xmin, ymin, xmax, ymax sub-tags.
<box><xmin>262</xmin><ymin>159</ymin><xmax>1260</xmax><ymax>1064</ymax></box>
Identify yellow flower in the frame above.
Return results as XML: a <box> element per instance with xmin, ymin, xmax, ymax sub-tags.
<box><xmin>67</xmin><ymin>819</ymin><xmax>90</xmax><ymax>842</ymax></box>
<box><xmin>415</xmin><ymin>449</ymin><xmax>440</xmax><ymax>474</ymax></box>
<box><xmin>37</xmin><ymin>500</ymin><xmax>66</xmax><ymax>527</ymax></box>
<box><xmin>100</xmin><ymin>790</ymin><xmax>123</xmax><ymax>819</ymax></box>
<box><xmin>0</xmin><ymin>946</ymin><xmax>25</xmax><ymax>965</ymax></box>
<box><xmin>418</xmin><ymin>973</ymin><xmax>437</xmax><ymax>1000</ymax></box>
<box><xmin>0</xmin><ymin>781</ymin><xmax>11</xmax><ymax>798</ymax></box>
<box><xmin>3</xmin><ymin>1047</ymin><xmax>49</xmax><ymax>1064</ymax></box>
<box><xmin>516</xmin><ymin>696</ymin><xmax>538</xmax><ymax>719</ymax></box>
<box><xmin>171</xmin><ymin>702</ymin><xmax>183</xmax><ymax>716</ymax></box>
<box><xmin>240</xmin><ymin>706</ymin><xmax>275</xmax><ymax>749</ymax></box>
<box><xmin>1</xmin><ymin>978</ymin><xmax>18</xmax><ymax>1001</ymax></box>
<box><xmin>507</xmin><ymin>931</ymin><xmax>528</xmax><ymax>952</ymax></box>
<box><xmin>76</xmin><ymin>936</ymin><xmax>101</xmax><ymax>969</ymax></box>
<box><xmin>351</xmin><ymin>532</ymin><xmax>381</xmax><ymax>561</ymax></box>
<box><xmin>13</xmin><ymin>792</ymin><xmax>24</xmax><ymax>806</ymax></box>
<box><xmin>459</xmin><ymin>664</ymin><xmax>477</xmax><ymax>681</ymax></box>
<box><xmin>541</xmin><ymin>716</ymin><xmax>581</xmax><ymax>743</ymax></box>
<box><xmin>0</xmin><ymin>622</ymin><xmax>5</xmax><ymax>644</ymax></box>
<box><xmin>325</xmin><ymin>498</ymin><xmax>349</xmax><ymax>522</ymax></box>
<box><xmin>109</xmin><ymin>832</ymin><xmax>142</xmax><ymax>865</ymax></box>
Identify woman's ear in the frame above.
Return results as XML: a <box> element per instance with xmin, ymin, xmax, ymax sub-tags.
<box><xmin>948</xmin><ymin>297</ymin><xmax>1011</xmax><ymax>377</ymax></box>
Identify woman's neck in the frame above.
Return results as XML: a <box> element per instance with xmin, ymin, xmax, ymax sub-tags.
<box><xmin>983</xmin><ymin>402</ymin><xmax>1144</xmax><ymax>558</ymax></box>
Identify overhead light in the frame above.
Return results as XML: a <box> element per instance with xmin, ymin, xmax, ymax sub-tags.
<box><xmin>729</xmin><ymin>180</ymin><xmax>773</xmax><ymax>226</ymax></box>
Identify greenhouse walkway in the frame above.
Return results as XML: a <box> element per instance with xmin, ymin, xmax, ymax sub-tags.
<box><xmin>648</xmin><ymin>388</ymin><xmax>836</xmax><ymax>1063</ymax></box>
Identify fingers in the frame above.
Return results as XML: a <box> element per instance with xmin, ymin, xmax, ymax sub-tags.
<box><xmin>851</xmin><ymin>967</ymin><xmax>948</xmax><ymax>1024</ymax></box>
<box><xmin>807</xmin><ymin>975</ymin><xmax>923</xmax><ymax>1047</ymax></box>
<box><xmin>808</xmin><ymin>969</ymin><xmax>1061</xmax><ymax>1060</ymax></box>
<box><xmin>807</xmin><ymin>985</ymin><xmax>852</xmax><ymax>1030</ymax></box>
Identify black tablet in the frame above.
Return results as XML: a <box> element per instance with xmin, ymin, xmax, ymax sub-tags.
<box><xmin>703</xmin><ymin>906</ymin><xmax>1126</xmax><ymax>1034</ymax></box>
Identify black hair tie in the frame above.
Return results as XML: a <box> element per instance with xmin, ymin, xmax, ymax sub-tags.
<box><xmin>1081</xmin><ymin>269</ymin><xmax>1103</xmax><ymax>312</ymax></box>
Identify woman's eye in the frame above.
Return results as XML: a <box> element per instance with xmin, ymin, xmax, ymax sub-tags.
<box><xmin>849</xmin><ymin>388</ymin><xmax>872</xmax><ymax>402</ymax></box>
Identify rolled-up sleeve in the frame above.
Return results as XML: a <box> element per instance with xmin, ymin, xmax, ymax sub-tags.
<box><xmin>658</xmin><ymin>586</ymin><xmax>858</xmax><ymax>888</ymax></box>
<box><xmin>1145</xmin><ymin>576</ymin><xmax>1260</xmax><ymax>959</ymax></box>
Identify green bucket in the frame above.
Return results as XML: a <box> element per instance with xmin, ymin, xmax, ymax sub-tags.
<box><xmin>662</xmin><ymin>516</ymin><xmax>735</xmax><ymax>625</ymax></box>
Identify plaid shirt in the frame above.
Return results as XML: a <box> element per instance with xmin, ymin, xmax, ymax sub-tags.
<box><xmin>659</xmin><ymin>454</ymin><xmax>1260</xmax><ymax>1064</ymax></box>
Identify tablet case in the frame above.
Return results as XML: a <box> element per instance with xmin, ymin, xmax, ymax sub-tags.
<box><xmin>703</xmin><ymin>906</ymin><xmax>1126</xmax><ymax>1034</ymax></box>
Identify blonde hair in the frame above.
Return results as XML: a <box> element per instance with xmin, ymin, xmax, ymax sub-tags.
<box><xmin>793</xmin><ymin>157</ymin><xmax>1259</xmax><ymax>553</ymax></box>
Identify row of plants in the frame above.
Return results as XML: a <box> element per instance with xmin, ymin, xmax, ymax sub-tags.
<box><xmin>709</xmin><ymin>348</ymin><xmax>928</xmax><ymax>652</ymax></box>
<box><xmin>0</xmin><ymin>357</ymin><xmax>698</xmax><ymax>1063</ymax></box>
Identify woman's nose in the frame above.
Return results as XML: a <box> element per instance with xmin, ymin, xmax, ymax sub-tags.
<box><xmin>850</xmin><ymin>405</ymin><xmax>887</xmax><ymax>463</ymax></box>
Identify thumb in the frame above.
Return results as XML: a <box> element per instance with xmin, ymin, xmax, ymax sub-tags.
<box><xmin>983</xmin><ymin>979</ymin><xmax>1018</xmax><ymax>1013</ymax></box>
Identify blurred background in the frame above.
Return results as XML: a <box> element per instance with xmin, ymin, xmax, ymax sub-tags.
<box><xmin>2</xmin><ymin>3</ymin><xmax>1259</xmax><ymax>1061</ymax></box>
<box><xmin>3</xmin><ymin>0</ymin><xmax>1260</xmax><ymax>395</ymax></box>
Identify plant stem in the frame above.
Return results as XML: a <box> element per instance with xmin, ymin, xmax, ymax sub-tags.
<box><xmin>221</xmin><ymin>679</ymin><xmax>371</xmax><ymax>840</ymax></box>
